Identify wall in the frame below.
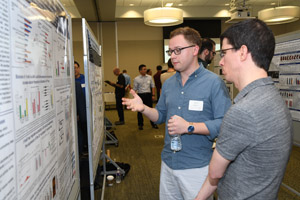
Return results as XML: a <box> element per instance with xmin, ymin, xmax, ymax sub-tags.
<box><xmin>72</xmin><ymin>19</ymin><xmax>299</xmax><ymax>94</ymax></box>
<box><xmin>101</xmin><ymin>22</ymin><xmax>118</xmax><ymax>93</ymax></box>
<box><xmin>117</xmin><ymin>21</ymin><xmax>163</xmax><ymax>91</ymax></box>
<box><xmin>71</xmin><ymin>18</ymin><xmax>300</xmax><ymax>143</ymax></box>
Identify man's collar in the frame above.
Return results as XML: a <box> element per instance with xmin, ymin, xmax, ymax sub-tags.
<box><xmin>234</xmin><ymin>77</ymin><xmax>274</xmax><ymax>103</ymax></box>
<box><xmin>198</xmin><ymin>58</ymin><xmax>208</xmax><ymax>68</ymax></box>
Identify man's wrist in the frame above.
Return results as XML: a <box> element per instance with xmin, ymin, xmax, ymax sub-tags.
<box><xmin>141</xmin><ymin>105</ymin><xmax>146</xmax><ymax>113</ymax></box>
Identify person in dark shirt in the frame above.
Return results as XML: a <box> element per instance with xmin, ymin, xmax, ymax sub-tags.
<box><xmin>198</xmin><ymin>38</ymin><xmax>216</xmax><ymax>68</ymax></box>
<box><xmin>153</xmin><ymin>65</ymin><xmax>162</xmax><ymax>101</ymax></box>
<box><xmin>75</xmin><ymin>61</ymin><xmax>86</xmax><ymax>95</ymax></box>
<box><xmin>105</xmin><ymin>67</ymin><xmax>126</xmax><ymax>125</ymax></box>
<box><xmin>75</xmin><ymin>81</ymin><xmax>87</xmax><ymax>156</ymax></box>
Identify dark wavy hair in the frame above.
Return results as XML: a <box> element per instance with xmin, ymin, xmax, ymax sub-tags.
<box><xmin>220</xmin><ymin>19</ymin><xmax>275</xmax><ymax>72</ymax></box>
<box><xmin>200</xmin><ymin>38</ymin><xmax>216</xmax><ymax>53</ymax></box>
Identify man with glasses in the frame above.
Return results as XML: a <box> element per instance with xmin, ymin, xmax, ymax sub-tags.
<box><xmin>198</xmin><ymin>38</ymin><xmax>216</xmax><ymax>69</ymax></box>
<box><xmin>195</xmin><ymin>19</ymin><xmax>293</xmax><ymax>200</ymax></box>
<box><xmin>123</xmin><ymin>27</ymin><xmax>231</xmax><ymax>199</ymax></box>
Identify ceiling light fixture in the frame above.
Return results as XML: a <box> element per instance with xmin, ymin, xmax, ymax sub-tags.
<box><xmin>258</xmin><ymin>6</ymin><xmax>300</xmax><ymax>25</ymax></box>
<box><xmin>144</xmin><ymin>1</ymin><xmax>183</xmax><ymax>27</ymax></box>
<box><xmin>165</xmin><ymin>3</ymin><xmax>173</xmax><ymax>7</ymax></box>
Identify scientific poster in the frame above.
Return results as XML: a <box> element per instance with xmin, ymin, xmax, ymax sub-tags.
<box><xmin>82</xmin><ymin>19</ymin><xmax>104</xmax><ymax>198</ymax></box>
<box><xmin>272</xmin><ymin>38</ymin><xmax>300</xmax><ymax>121</ymax></box>
<box><xmin>0</xmin><ymin>0</ymin><xmax>79</xmax><ymax>199</ymax></box>
<box><xmin>89</xmin><ymin>62</ymin><xmax>104</xmax><ymax>158</ymax></box>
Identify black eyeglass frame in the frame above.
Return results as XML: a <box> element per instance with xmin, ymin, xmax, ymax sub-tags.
<box><xmin>220</xmin><ymin>47</ymin><xmax>236</xmax><ymax>58</ymax></box>
<box><xmin>210</xmin><ymin>50</ymin><xmax>216</xmax><ymax>56</ymax></box>
<box><xmin>166</xmin><ymin>45</ymin><xmax>195</xmax><ymax>56</ymax></box>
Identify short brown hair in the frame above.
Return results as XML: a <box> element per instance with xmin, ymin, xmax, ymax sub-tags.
<box><xmin>170</xmin><ymin>27</ymin><xmax>202</xmax><ymax>51</ymax></box>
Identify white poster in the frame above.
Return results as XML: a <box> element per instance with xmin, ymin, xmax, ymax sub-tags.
<box><xmin>0</xmin><ymin>0</ymin><xmax>79</xmax><ymax>199</ymax></box>
<box><xmin>89</xmin><ymin>62</ymin><xmax>104</xmax><ymax>158</ymax></box>
<box><xmin>273</xmin><ymin>38</ymin><xmax>300</xmax><ymax>121</ymax></box>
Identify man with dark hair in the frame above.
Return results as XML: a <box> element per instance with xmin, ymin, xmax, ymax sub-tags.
<box><xmin>198</xmin><ymin>38</ymin><xmax>216</xmax><ymax>68</ymax></box>
<box><xmin>74</xmin><ymin>61</ymin><xmax>86</xmax><ymax>94</ymax></box>
<box><xmin>195</xmin><ymin>19</ymin><xmax>293</xmax><ymax>200</ymax></box>
<box><xmin>146</xmin><ymin>68</ymin><xmax>152</xmax><ymax>75</ymax></box>
<box><xmin>153</xmin><ymin>65</ymin><xmax>162</xmax><ymax>101</ymax></box>
<box><xmin>133</xmin><ymin>64</ymin><xmax>157</xmax><ymax>130</ymax></box>
<box><xmin>123</xmin><ymin>27</ymin><xmax>231</xmax><ymax>199</ymax></box>
<box><xmin>105</xmin><ymin>67</ymin><xmax>126</xmax><ymax>125</ymax></box>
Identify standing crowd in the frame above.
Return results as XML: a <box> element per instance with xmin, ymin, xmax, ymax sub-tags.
<box><xmin>75</xmin><ymin>18</ymin><xmax>293</xmax><ymax>200</ymax></box>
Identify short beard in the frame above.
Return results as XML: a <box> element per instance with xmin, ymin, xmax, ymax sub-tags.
<box><xmin>205</xmin><ymin>55</ymin><xmax>212</xmax><ymax>64</ymax></box>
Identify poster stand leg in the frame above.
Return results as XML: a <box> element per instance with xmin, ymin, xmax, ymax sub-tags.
<box><xmin>100</xmin><ymin>132</ymin><xmax>125</xmax><ymax>200</ymax></box>
<box><xmin>105</xmin><ymin>130</ymin><xmax>119</xmax><ymax>146</ymax></box>
<box><xmin>104</xmin><ymin>117</ymin><xmax>118</xmax><ymax>146</ymax></box>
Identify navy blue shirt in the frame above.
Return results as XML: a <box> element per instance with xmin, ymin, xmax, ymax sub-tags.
<box><xmin>155</xmin><ymin>65</ymin><xmax>231</xmax><ymax>170</ymax></box>
<box><xmin>75</xmin><ymin>74</ymin><xmax>85</xmax><ymax>95</ymax></box>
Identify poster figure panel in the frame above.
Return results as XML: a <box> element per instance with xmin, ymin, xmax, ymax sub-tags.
<box><xmin>272</xmin><ymin>38</ymin><xmax>300</xmax><ymax>121</ymax></box>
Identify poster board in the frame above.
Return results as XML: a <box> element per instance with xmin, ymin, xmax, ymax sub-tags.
<box><xmin>82</xmin><ymin>18</ymin><xmax>104</xmax><ymax>198</ymax></box>
<box><xmin>270</xmin><ymin>30</ymin><xmax>300</xmax><ymax>144</ymax></box>
<box><xmin>0</xmin><ymin>0</ymin><xmax>80</xmax><ymax>199</ymax></box>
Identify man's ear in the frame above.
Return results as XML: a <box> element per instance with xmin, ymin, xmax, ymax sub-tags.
<box><xmin>240</xmin><ymin>45</ymin><xmax>249</xmax><ymax>61</ymax></box>
<box><xmin>204</xmin><ymin>49</ymin><xmax>210</xmax><ymax>56</ymax></box>
<box><xmin>194</xmin><ymin>45</ymin><xmax>200</xmax><ymax>56</ymax></box>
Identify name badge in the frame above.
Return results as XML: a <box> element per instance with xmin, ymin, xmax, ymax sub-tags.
<box><xmin>188</xmin><ymin>100</ymin><xmax>203</xmax><ymax>111</ymax></box>
<box><xmin>81</xmin><ymin>83</ymin><xmax>85</xmax><ymax>88</ymax></box>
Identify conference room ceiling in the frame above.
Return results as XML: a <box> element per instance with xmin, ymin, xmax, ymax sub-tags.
<box><xmin>61</xmin><ymin>0</ymin><xmax>300</xmax><ymax>22</ymax></box>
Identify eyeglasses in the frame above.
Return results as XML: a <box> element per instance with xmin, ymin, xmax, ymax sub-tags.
<box><xmin>166</xmin><ymin>45</ymin><xmax>195</xmax><ymax>56</ymax></box>
<box><xmin>211</xmin><ymin>51</ymin><xmax>216</xmax><ymax>56</ymax></box>
<box><xmin>220</xmin><ymin>47</ymin><xmax>235</xmax><ymax>58</ymax></box>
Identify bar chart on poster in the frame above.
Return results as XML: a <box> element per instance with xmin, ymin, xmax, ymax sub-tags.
<box><xmin>0</xmin><ymin>0</ymin><xmax>80</xmax><ymax>199</ymax></box>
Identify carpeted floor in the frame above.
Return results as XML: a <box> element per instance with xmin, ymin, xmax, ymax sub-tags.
<box><xmin>92</xmin><ymin>108</ymin><xmax>300</xmax><ymax>200</ymax></box>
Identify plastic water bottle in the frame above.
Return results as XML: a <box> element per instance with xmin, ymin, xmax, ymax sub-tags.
<box><xmin>116</xmin><ymin>167</ymin><xmax>121</xmax><ymax>183</ymax></box>
<box><xmin>170</xmin><ymin>135</ymin><xmax>182</xmax><ymax>151</ymax></box>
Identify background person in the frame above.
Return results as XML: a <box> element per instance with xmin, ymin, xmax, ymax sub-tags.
<box><xmin>105</xmin><ymin>67</ymin><xmax>126</xmax><ymax>125</ymax></box>
<box><xmin>74</xmin><ymin>61</ymin><xmax>85</xmax><ymax>94</ymax></box>
<box><xmin>160</xmin><ymin>58</ymin><xmax>176</xmax><ymax>85</ymax></box>
<box><xmin>122</xmin><ymin>69</ymin><xmax>131</xmax><ymax>90</ymax></box>
<box><xmin>133</xmin><ymin>64</ymin><xmax>158</xmax><ymax>130</ymax></box>
<box><xmin>122</xmin><ymin>69</ymin><xmax>131</xmax><ymax>98</ymax></box>
<box><xmin>75</xmin><ymin>81</ymin><xmax>87</xmax><ymax>156</ymax></box>
<box><xmin>198</xmin><ymin>38</ymin><xmax>216</xmax><ymax>69</ymax></box>
<box><xmin>146</xmin><ymin>68</ymin><xmax>152</xmax><ymax>75</ymax></box>
<box><xmin>153</xmin><ymin>65</ymin><xmax>162</xmax><ymax>101</ymax></box>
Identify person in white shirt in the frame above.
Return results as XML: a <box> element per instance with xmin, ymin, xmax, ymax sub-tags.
<box><xmin>133</xmin><ymin>64</ymin><xmax>158</xmax><ymax>130</ymax></box>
